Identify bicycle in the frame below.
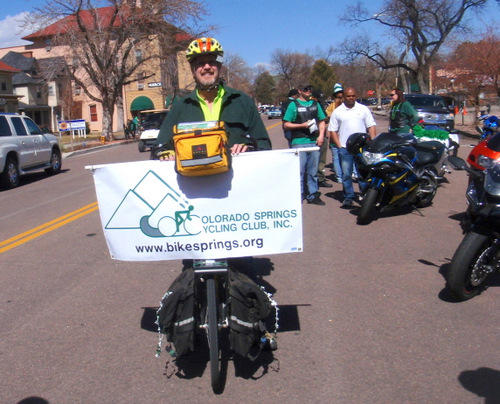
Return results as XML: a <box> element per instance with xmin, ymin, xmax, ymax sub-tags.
<box><xmin>154</xmin><ymin>134</ymin><xmax>278</xmax><ymax>393</ymax></box>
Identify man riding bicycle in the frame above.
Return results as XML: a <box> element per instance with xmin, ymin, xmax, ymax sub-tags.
<box><xmin>155</xmin><ymin>37</ymin><xmax>271</xmax><ymax>155</ymax></box>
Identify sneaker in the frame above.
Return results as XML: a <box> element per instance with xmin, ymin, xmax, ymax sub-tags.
<box><xmin>341</xmin><ymin>199</ymin><xmax>353</xmax><ymax>208</ymax></box>
<box><xmin>307</xmin><ymin>195</ymin><xmax>326</xmax><ymax>205</ymax></box>
<box><xmin>318</xmin><ymin>180</ymin><xmax>333</xmax><ymax>188</ymax></box>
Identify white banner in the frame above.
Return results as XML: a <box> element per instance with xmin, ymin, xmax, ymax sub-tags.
<box><xmin>88</xmin><ymin>149</ymin><xmax>303</xmax><ymax>261</ymax></box>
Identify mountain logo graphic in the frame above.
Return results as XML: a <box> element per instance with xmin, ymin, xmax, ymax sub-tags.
<box><xmin>105</xmin><ymin>170</ymin><xmax>201</xmax><ymax>238</ymax></box>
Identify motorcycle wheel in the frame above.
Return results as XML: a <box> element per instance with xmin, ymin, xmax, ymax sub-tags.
<box><xmin>447</xmin><ymin>232</ymin><xmax>500</xmax><ymax>301</ymax></box>
<box><xmin>357</xmin><ymin>188</ymin><xmax>378</xmax><ymax>225</ymax></box>
<box><xmin>415</xmin><ymin>171</ymin><xmax>437</xmax><ymax>207</ymax></box>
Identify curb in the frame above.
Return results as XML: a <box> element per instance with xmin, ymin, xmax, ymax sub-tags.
<box><xmin>62</xmin><ymin>139</ymin><xmax>135</xmax><ymax>158</ymax></box>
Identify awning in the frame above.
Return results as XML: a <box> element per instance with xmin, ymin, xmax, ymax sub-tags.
<box><xmin>130</xmin><ymin>96</ymin><xmax>154</xmax><ymax>112</ymax></box>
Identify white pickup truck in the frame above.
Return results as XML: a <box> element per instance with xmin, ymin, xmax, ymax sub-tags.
<box><xmin>0</xmin><ymin>113</ymin><xmax>62</xmax><ymax>189</ymax></box>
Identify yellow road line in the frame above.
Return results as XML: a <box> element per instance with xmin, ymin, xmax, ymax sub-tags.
<box><xmin>0</xmin><ymin>202</ymin><xmax>99</xmax><ymax>254</ymax></box>
<box><xmin>266</xmin><ymin>121</ymin><xmax>282</xmax><ymax>130</ymax></box>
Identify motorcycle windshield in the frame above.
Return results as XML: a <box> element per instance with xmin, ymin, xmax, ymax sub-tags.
<box><xmin>486</xmin><ymin>132</ymin><xmax>500</xmax><ymax>152</ymax></box>
<box><xmin>484</xmin><ymin>161</ymin><xmax>500</xmax><ymax>196</ymax></box>
<box><xmin>367</xmin><ymin>132</ymin><xmax>415</xmax><ymax>153</ymax></box>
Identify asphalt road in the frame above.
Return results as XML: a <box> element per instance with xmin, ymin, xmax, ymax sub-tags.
<box><xmin>1</xmin><ymin>114</ymin><xmax>499</xmax><ymax>403</ymax></box>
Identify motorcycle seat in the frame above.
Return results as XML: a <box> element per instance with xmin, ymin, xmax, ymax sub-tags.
<box><xmin>415</xmin><ymin>147</ymin><xmax>443</xmax><ymax>166</ymax></box>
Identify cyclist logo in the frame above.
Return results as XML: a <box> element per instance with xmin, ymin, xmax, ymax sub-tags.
<box><xmin>105</xmin><ymin>170</ymin><xmax>202</xmax><ymax>238</ymax></box>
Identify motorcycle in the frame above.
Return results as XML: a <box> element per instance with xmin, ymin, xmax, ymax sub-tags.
<box><xmin>467</xmin><ymin>131</ymin><xmax>500</xmax><ymax>171</ymax></box>
<box><xmin>446</xmin><ymin>155</ymin><xmax>500</xmax><ymax>300</ymax></box>
<box><xmin>347</xmin><ymin>132</ymin><xmax>445</xmax><ymax>225</ymax></box>
<box><xmin>476</xmin><ymin>114</ymin><xmax>498</xmax><ymax>141</ymax></box>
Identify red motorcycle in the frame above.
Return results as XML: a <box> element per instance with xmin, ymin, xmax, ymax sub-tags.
<box><xmin>467</xmin><ymin>131</ymin><xmax>500</xmax><ymax>171</ymax></box>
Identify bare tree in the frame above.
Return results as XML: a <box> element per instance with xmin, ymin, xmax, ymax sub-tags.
<box><xmin>342</xmin><ymin>0</ymin><xmax>488</xmax><ymax>94</ymax></box>
<box><xmin>270</xmin><ymin>49</ymin><xmax>314</xmax><ymax>90</ymax></box>
<box><xmin>25</xmin><ymin>0</ymin><xmax>209</xmax><ymax>139</ymax></box>
<box><xmin>222</xmin><ymin>54</ymin><xmax>254</xmax><ymax>95</ymax></box>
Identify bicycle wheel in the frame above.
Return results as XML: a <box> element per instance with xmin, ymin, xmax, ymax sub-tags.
<box><xmin>206</xmin><ymin>277</ymin><xmax>221</xmax><ymax>391</ymax></box>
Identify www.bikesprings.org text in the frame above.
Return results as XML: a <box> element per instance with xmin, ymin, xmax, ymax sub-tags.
<box><xmin>136</xmin><ymin>238</ymin><xmax>264</xmax><ymax>254</ymax></box>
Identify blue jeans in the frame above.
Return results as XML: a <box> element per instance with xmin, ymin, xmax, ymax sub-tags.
<box><xmin>330</xmin><ymin>144</ymin><xmax>342</xmax><ymax>182</ymax></box>
<box><xmin>337</xmin><ymin>147</ymin><xmax>367</xmax><ymax>201</ymax></box>
<box><xmin>293</xmin><ymin>143</ymin><xmax>320</xmax><ymax>200</ymax></box>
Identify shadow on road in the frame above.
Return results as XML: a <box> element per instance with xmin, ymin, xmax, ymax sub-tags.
<box><xmin>458</xmin><ymin>367</ymin><xmax>500</xmax><ymax>403</ymax></box>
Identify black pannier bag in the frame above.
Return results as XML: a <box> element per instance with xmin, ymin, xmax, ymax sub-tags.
<box><xmin>156</xmin><ymin>268</ymin><xmax>195</xmax><ymax>358</ymax></box>
<box><xmin>228</xmin><ymin>269</ymin><xmax>274</xmax><ymax>360</ymax></box>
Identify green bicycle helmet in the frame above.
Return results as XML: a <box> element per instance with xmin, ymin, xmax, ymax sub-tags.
<box><xmin>186</xmin><ymin>37</ymin><xmax>224</xmax><ymax>63</ymax></box>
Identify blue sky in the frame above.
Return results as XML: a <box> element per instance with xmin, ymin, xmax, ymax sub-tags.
<box><xmin>0</xmin><ymin>0</ymin><xmax>498</xmax><ymax>67</ymax></box>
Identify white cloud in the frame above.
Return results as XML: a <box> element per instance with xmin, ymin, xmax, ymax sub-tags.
<box><xmin>0</xmin><ymin>13</ymin><xmax>33</xmax><ymax>48</ymax></box>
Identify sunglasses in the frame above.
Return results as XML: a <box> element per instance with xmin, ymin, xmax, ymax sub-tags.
<box><xmin>390</xmin><ymin>93</ymin><xmax>397</xmax><ymax>96</ymax></box>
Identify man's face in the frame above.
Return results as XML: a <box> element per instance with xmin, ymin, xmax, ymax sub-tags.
<box><xmin>344</xmin><ymin>89</ymin><xmax>357</xmax><ymax>108</ymax></box>
<box><xmin>191</xmin><ymin>54</ymin><xmax>221</xmax><ymax>89</ymax></box>
<box><xmin>299</xmin><ymin>87</ymin><xmax>312</xmax><ymax>100</ymax></box>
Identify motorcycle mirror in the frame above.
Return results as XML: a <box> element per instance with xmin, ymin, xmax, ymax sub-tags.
<box><xmin>448</xmin><ymin>155</ymin><xmax>467</xmax><ymax>170</ymax></box>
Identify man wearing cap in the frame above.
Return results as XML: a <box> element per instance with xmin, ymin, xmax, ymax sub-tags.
<box><xmin>325</xmin><ymin>83</ymin><xmax>344</xmax><ymax>183</ymax></box>
<box><xmin>283</xmin><ymin>84</ymin><xmax>327</xmax><ymax>205</ymax></box>
<box><xmin>281</xmin><ymin>89</ymin><xmax>299</xmax><ymax>147</ymax></box>
<box><xmin>311</xmin><ymin>90</ymin><xmax>332</xmax><ymax>188</ymax></box>
<box><xmin>156</xmin><ymin>37</ymin><xmax>271</xmax><ymax>153</ymax></box>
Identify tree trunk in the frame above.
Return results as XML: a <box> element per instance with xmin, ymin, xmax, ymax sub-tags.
<box><xmin>101</xmin><ymin>100</ymin><xmax>114</xmax><ymax>141</ymax></box>
<box><xmin>116</xmin><ymin>92</ymin><xmax>124</xmax><ymax>133</ymax></box>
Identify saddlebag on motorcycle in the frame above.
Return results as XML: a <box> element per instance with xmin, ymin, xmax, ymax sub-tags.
<box><xmin>228</xmin><ymin>269</ymin><xmax>274</xmax><ymax>360</ymax></box>
<box><xmin>172</xmin><ymin>121</ymin><xmax>231</xmax><ymax>177</ymax></box>
<box><xmin>156</xmin><ymin>268</ymin><xmax>195</xmax><ymax>358</ymax></box>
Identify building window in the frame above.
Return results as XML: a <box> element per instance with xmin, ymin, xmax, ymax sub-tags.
<box><xmin>0</xmin><ymin>82</ymin><xmax>6</xmax><ymax>91</ymax></box>
<box><xmin>90</xmin><ymin>105</ymin><xmax>98</xmax><ymax>122</ymax></box>
<box><xmin>74</xmin><ymin>84</ymin><xmax>81</xmax><ymax>95</ymax></box>
<box><xmin>135</xmin><ymin>49</ymin><xmax>142</xmax><ymax>63</ymax></box>
<box><xmin>137</xmin><ymin>73</ymin><xmax>145</xmax><ymax>90</ymax></box>
<box><xmin>37</xmin><ymin>86</ymin><xmax>42</xmax><ymax>99</ymax></box>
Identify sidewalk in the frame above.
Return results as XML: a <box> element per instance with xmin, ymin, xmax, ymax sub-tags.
<box><xmin>61</xmin><ymin>135</ymin><xmax>136</xmax><ymax>158</ymax></box>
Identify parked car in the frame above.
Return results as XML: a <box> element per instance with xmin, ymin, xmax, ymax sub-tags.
<box><xmin>138</xmin><ymin>110</ymin><xmax>168</xmax><ymax>153</ymax></box>
<box><xmin>266</xmin><ymin>107</ymin><xmax>282</xmax><ymax>120</ymax></box>
<box><xmin>0</xmin><ymin>113</ymin><xmax>62</xmax><ymax>189</ymax></box>
<box><xmin>405</xmin><ymin>94</ymin><xmax>455</xmax><ymax>131</ymax></box>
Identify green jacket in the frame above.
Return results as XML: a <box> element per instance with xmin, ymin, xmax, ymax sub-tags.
<box><xmin>156</xmin><ymin>84</ymin><xmax>271</xmax><ymax>151</ymax></box>
<box><xmin>389</xmin><ymin>101</ymin><xmax>419</xmax><ymax>133</ymax></box>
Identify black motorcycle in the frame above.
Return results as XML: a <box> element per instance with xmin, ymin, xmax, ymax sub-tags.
<box><xmin>347</xmin><ymin>132</ymin><xmax>446</xmax><ymax>225</ymax></box>
<box><xmin>446</xmin><ymin>156</ymin><xmax>500</xmax><ymax>300</ymax></box>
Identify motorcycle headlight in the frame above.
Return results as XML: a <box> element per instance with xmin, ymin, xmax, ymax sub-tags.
<box><xmin>361</xmin><ymin>151</ymin><xmax>385</xmax><ymax>165</ymax></box>
<box><xmin>484</xmin><ymin>162</ymin><xmax>500</xmax><ymax>196</ymax></box>
<box><xmin>445</xmin><ymin>113</ymin><xmax>454</xmax><ymax>120</ymax></box>
<box><xmin>477</xmin><ymin>155</ymin><xmax>496</xmax><ymax>169</ymax></box>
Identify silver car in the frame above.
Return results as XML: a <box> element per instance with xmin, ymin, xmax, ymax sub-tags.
<box><xmin>405</xmin><ymin>94</ymin><xmax>455</xmax><ymax>131</ymax></box>
<box><xmin>0</xmin><ymin>113</ymin><xmax>62</xmax><ymax>189</ymax></box>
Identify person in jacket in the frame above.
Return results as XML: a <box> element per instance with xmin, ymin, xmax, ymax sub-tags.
<box><xmin>283</xmin><ymin>84</ymin><xmax>327</xmax><ymax>205</ymax></box>
<box><xmin>155</xmin><ymin>37</ymin><xmax>271</xmax><ymax>154</ymax></box>
<box><xmin>389</xmin><ymin>88</ymin><xmax>419</xmax><ymax>133</ymax></box>
<box><xmin>325</xmin><ymin>83</ymin><xmax>344</xmax><ymax>183</ymax></box>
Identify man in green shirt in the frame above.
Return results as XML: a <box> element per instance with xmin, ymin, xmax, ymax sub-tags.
<box><xmin>283</xmin><ymin>84</ymin><xmax>327</xmax><ymax>205</ymax></box>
